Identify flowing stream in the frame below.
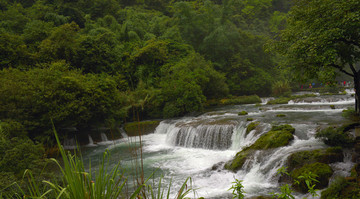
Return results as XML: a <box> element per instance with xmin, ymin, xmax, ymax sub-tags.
<box><xmin>81</xmin><ymin>92</ymin><xmax>356</xmax><ymax>198</ymax></box>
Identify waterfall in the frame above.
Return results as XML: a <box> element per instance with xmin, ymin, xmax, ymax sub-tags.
<box><xmin>119</xmin><ymin>128</ymin><xmax>128</xmax><ymax>138</ymax></box>
<box><xmin>87</xmin><ymin>135</ymin><xmax>96</xmax><ymax>146</ymax></box>
<box><xmin>155</xmin><ymin>121</ymin><xmax>256</xmax><ymax>150</ymax></box>
<box><xmin>63</xmin><ymin>138</ymin><xmax>76</xmax><ymax>149</ymax></box>
<box><xmin>100</xmin><ymin>133</ymin><xmax>108</xmax><ymax>142</ymax></box>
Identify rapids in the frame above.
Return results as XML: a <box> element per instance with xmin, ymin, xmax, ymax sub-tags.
<box><xmin>81</xmin><ymin>93</ymin><xmax>356</xmax><ymax>198</ymax></box>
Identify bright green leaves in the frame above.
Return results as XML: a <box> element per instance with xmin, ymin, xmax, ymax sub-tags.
<box><xmin>0</xmin><ymin>65</ymin><xmax>129</xmax><ymax>135</ymax></box>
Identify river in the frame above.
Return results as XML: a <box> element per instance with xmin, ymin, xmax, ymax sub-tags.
<box><xmin>80</xmin><ymin>91</ymin><xmax>356</xmax><ymax>198</ymax></box>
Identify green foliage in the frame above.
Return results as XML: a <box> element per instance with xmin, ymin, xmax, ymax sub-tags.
<box><xmin>228</xmin><ymin>178</ymin><xmax>245</xmax><ymax>199</ymax></box>
<box><xmin>124</xmin><ymin>121</ymin><xmax>160</xmax><ymax>136</ymax></box>
<box><xmin>0</xmin><ymin>120</ymin><xmax>47</xmax><ymax>196</ymax></box>
<box><xmin>316</xmin><ymin>125</ymin><xmax>355</xmax><ymax>148</ymax></box>
<box><xmin>320</xmin><ymin>177</ymin><xmax>360</xmax><ymax>199</ymax></box>
<box><xmin>272</xmin><ymin>80</ymin><xmax>291</xmax><ymax>97</ymax></box>
<box><xmin>220</xmin><ymin>95</ymin><xmax>262</xmax><ymax>105</ymax></box>
<box><xmin>272</xmin><ymin>166</ymin><xmax>321</xmax><ymax>199</ymax></box>
<box><xmin>291</xmin><ymin>163</ymin><xmax>333</xmax><ymax>192</ymax></box>
<box><xmin>294</xmin><ymin>172</ymin><xmax>320</xmax><ymax>197</ymax></box>
<box><xmin>271</xmin><ymin>184</ymin><xmax>294</xmax><ymax>199</ymax></box>
<box><xmin>0</xmin><ymin>66</ymin><xmax>129</xmax><ymax>139</ymax></box>
<box><xmin>273</xmin><ymin>0</ymin><xmax>360</xmax><ymax>112</ymax></box>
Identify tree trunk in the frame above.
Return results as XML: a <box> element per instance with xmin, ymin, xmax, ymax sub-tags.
<box><xmin>354</xmin><ymin>74</ymin><xmax>360</xmax><ymax>114</ymax></box>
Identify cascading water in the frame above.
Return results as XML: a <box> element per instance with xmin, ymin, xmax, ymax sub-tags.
<box><xmin>100</xmin><ymin>133</ymin><xmax>109</xmax><ymax>142</ymax></box>
<box><xmin>82</xmin><ymin>93</ymin><xmax>356</xmax><ymax>198</ymax></box>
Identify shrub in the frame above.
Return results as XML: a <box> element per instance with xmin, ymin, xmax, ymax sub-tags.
<box><xmin>124</xmin><ymin>121</ymin><xmax>160</xmax><ymax>136</ymax></box>
<box><xmin>291</xmin><ymin>163</ymin><xmax>333</xmax><ymax>192</ymax></box>
<box><xmin>315</xmin><ymin>126</ymin><xmax>355</xmax><ymax>148</ymax></box>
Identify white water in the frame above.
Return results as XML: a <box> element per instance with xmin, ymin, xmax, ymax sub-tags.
<box><xmin>83</xmin><ymin>94</ymin><xmax>356</xmax><ymax>198</ymax></box>
<box><xmin>87</xmin><ymin>134</ymin><xmax>96</xmax><ymax>147</ymax></box>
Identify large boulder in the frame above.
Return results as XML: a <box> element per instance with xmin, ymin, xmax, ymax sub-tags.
<box><xmin>287</xmin><ymin>147</ymin><xmax>343</xmax><ymax>171</ymax></box>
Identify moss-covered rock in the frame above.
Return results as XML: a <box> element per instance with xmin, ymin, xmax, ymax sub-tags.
<box><xmin>276</xmin><ymin>114</ymin><xmax>286</xmax><ymax>117</ymax></box>
<box><xmin>247</xmin><ymin>118</ymin><xmax>254</xmax><ymax>121</ymax></box>
<box><xmin>246</xmin><ymin>121</ymin><xmax>260</xmax><ymax>135</ymax></box>
<box><xmin>330</xmin><ymin>105</ymin><xmax>335</xmax><ymax>109</ymax></box>
<box><xmin>124</xmin><ymin>121</ymin><xmax>160</xmax><ymax>136</ymax></box>
<box><xmin>320</xmin><ymin>177</ymin><xmax>360</xmax><ymax>199</ymax></box>
<box><xmin>291</xmin><ymin>162</ymin><xmax>333</xmax><ymax>192</ymax></box>
<box><xmin>250</xmin><ymin>125</ymin><xmax>295</xmax><ymax>150</ymax></box>
<box><xmin>316</xmin><ymin>124</ymin><xmax>357</xmax><ymax>148</ymax></box>
<box><xmin>287</xmin><ymin>147</ymin><xmax>343</xmax><ymax>171</ymax></box>
<box><xmin>220</xmin><ymin>95</ymin><xmax>262</xmax><ymax>105</ymax></box>
<box><xmin>267</xmin><ymin>97</ymin><xmax>290</xmax><ymax>105</ymax></box>
<box><xmin>238</xmin><ymin>111</ymin><xmax>248</xmax><ymax>115</ymax></box>
<box><xmin>224</xmin><ymin>149</ymin><xmax>254</xmax><ymax>171</ymax></box>
<box><xmin>225</xmin><ymin>124</ymin><xmax>295</xmax><ymax>171</ymax></box>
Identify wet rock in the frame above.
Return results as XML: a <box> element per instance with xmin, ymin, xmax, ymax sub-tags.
<box><xmin>246</xmin><ymin>121</ymin><xmax>260</xmax><ymax>135</ymax></box>
<box><xmin>287</xmin><ymin>147</ymin><xmax>344</xmax><ymax>171</ymax></box>
<box><xmin>225</xmin><ymin>125</ymin><xmax>295</xmax><ymax>172</ymax></box>
<box><xmin>211</xmin><ymin>161</ymin><xmax>225</xmax><ymax>171</ymax></box>
<box><xmin>238</xmin><ymin>111</ymin><xmax>248</xmax><ymax>115</ymax></box>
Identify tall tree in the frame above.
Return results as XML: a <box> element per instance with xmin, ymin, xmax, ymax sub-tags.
<box><xmin>275</xmin><ymin>0</ymin><xmax>360</xmax><ymax>112</ymax></box>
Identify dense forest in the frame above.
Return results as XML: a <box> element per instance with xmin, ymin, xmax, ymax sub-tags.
<box><xmin>0</xmin><ymin>0</ymin><xmax>294</xmax><ymax>195</ymax></box>
<box><xmin>0</xmin><ymin>0</ymin><xmax>293</xmax><ymax>140</ymax></box>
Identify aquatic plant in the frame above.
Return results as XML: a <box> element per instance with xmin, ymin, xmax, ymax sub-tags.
<box><xmin>228</xmin><ymin>178</ymin><xmax>245</xmax><ymax>199</ymax></box>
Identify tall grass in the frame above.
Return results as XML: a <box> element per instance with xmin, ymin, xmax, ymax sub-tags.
<box><xmin>2</xmin><ymin>127</ymin><xmax>194</xmax><ymax>199</ymax></box>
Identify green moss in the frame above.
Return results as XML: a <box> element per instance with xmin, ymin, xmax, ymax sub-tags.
<box><xmin>316</xmin><ymin>124</ymin><xmax>356</xmax><ymax>148</ymax></box>
<box><xmin>250</xmin><ymin>125</ymin><xmax>294</xmax><ymax>150</ymax></box>
<box><xmin>238</xmin><ymin>111</ymin><xmax>248</xmax><ymax>115</ymax></box>
<box><xmin>246</xmin><ymin>121</ymin><xmax>260</xmax><ymax>135</ymax></box>
<box><xmin>225</xmin><ymin>124</ymin><xmax>295</xmax><ymax>172</ymax></box>
<box><xmin>267</xmin><ymin>94</ymin><xmax>318</xmax><ymax>105</ymax></box>
<box><xmin>287</xmin><ymin>147</ymin><xmax>343</xmax><ymax>171</ymax></box>
<box><xmin>276</xmin><ymin>114</ymin><xmax>286</xmax><ymax>117</ymax></box>
<box><xmin>246</xmin><ymin>118</ymin><xmax>254</xmax><ymax>121</ymax></box>
<box><xmin>124</xmin><ymin>121</ymin><xmax>160</xmax><ymax>136</ymax></box>
<box><xmin>221</xmin><ymin>95</ymin><xmax>262</xmax><ymax>105</ymax></box>
<box><xmin>330</xmin><ymin>105</ymin><xmax>335</xmax><ymax>109</ymax></box>
<box><xmin>267</xmin><ymin>97</ymin><xmax>290</xmax><ymax>105</ymax></box>
<box><xmin>320</xmin><ymin>177</ymin><xmax>358</xmax><ymax>199</ymax></box>
<box><xmin>291</xmin><ymin>162</ymin><xmax>333</xmax><ymax>192</ymax></box>
<box><xmin>224</xmin><ymin>149</ymin><xmax>253</xmax><ymax>171</ymax></box>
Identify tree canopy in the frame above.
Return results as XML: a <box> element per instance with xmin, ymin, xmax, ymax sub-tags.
<box><xmin>274</xmin><ymin>0</ymin><xmax>360</xmax><ymax>111</ymax></box>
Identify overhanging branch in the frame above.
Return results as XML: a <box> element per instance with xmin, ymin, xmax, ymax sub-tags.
<box><xmin>330</xmin><ymin>63</ymin><xmax>354</xmax><ymax>77</ymax></box>
<box><xmin>335</xmin><ymin>38</ymin><xmax>360</xmax><ymax>48</ymax></box>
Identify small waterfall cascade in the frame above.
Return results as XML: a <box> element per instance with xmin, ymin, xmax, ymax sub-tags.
<box><xmin>230</xmin><ymin>123</ymin><xmax>270</xmax><ymax>150</ymax></box>
<box><xmin>119</xmin><ymin>128</ymin><xmax>128</xmax><ymax>138</ymax></box>
<box><xmin>63</xmin><ymin>137</ymin><xmax>76</xmax><ymax>149</ymax></box>
<box><xmin>238</xmin><ymin>138</ymin><xmax>327</xmax><ymax>191</ymax></box>
<box><xmin>87</xmin><ymin>135</ymin><xmax>96</xmax><ymax>146</ymax></box>
<box><xmin>100</xmin><ymin>133</ymin><xmax>109</xmax><ymax>142</ymax></box>
<box><xmin>155</xmin><ymin>120</ymin><xmax>258</xmax><ymax>150</ymax></box>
